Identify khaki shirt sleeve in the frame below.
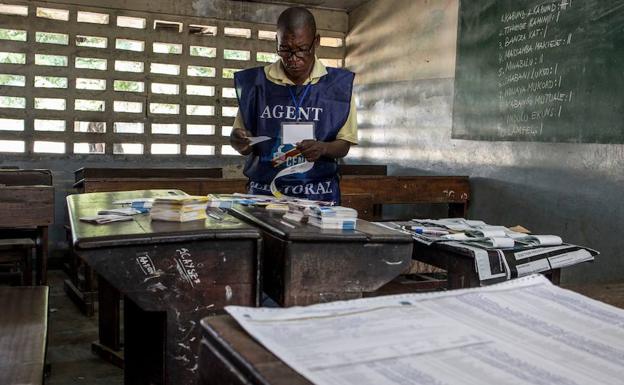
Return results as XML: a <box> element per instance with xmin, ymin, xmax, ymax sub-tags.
<box><xmin>335</xmin><ymin>92</ymin><xmax>358</xmax><ymax>144</ymax></box>
<box><xmin>233</xmin><ymin>110</ymin><xmax>246</xmax><ymax>131</ymax></box>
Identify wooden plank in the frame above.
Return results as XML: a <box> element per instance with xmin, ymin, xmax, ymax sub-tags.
<box><xmin>0</xmin><ymin>186</ymin><xmax>54</xmax><ymax>228</ymax></box>
<box><xmin>338</xmin><ymin>164</ymin><xmax>387</xmax><ymax>175</ymax></box>
<box><xmin>0</xmin><ymin>286</ymin><xmax>48</xmax><ymax>385</ymax></box>
<box><xmin>200</xmin><ymin>178</ymin><xmax>248</xmax><ymax>194</ymax></box>
<box><xmin>78</xmin><ymin>178</ymin><xmax>249</xmax><ymax>195</ymax></box>
<box><xmin>340</xmin><ymin>176</ymin><xmax>470</xmax><ymax>204</ymax></box>
<box><xmin>74</xmin><ymin>167</ymin><xmax>223</xmax><ymax>183</ymax></box>
<box><xmin>341</xmin><ymin>193</ymin><xmax>374</xmax><ymax>220</ymax></box>
<box><xmin>79</xmin><ymin>179</ymin><xmax>205</xmax><ymax>194</ymax></box>
<box><xmin>0</xmin><ymin>169</ymin><xmax>52</xmax><ymax>186</ymax></box>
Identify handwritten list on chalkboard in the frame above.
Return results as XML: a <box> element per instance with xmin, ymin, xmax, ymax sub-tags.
<box><xmin>452</xmin><ymin>0</ymin><xmax>624</xmax><ymax>143</ymax></box>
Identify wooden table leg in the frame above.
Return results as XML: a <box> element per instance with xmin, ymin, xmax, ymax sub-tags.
<box><xmin>92</xmin><ymin>274</ymin><xmax>124</xmax><ymax>368</ymax></box>
<box><xmin>23</xmin><ymin>245</ymin><xmax>33</xmax><ymax>285</ymax></box>
<box><xmin>124</xmin><ymin>296</ymin><xmax>166</xmax><ymax>385</ymax></box>
<box><xmin>448</xmin><ymin>202</ymin><xmax>468</xmax><ymax>218</ymax></box>
<box><xmin>35</xmin><ymin>227</ymin><xmax>48</xmax><ymax>285</ymax></box>
<box><xmin>545</xmin><ymin>268</ymin><xmax>561</xmax><ymax>285</ymax></box>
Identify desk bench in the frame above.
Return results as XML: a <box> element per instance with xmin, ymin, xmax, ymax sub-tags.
<box><xmin>0</xmin><ymin>238</ymin><xmax>35</xmax><ymax>285</ymax></box>
<box><xmin>0</xmin><ymin>286</ymin><xmax>49</xmax><ymax>385</ymax></box>
<box><xmin>0</xmin><ymin>170</ymin><xmax>54</xmax><ymax>285</ymax></box>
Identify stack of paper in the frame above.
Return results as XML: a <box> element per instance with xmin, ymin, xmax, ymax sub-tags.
<box><xmin>307</xmin><ymin>206</ymin><xmax>358</xmax><ymax>230</ymax></box>
<box><xmin>225</xmin><ymin>275</ymin><xmax>623</xmax><ymax>385</ymax></box>
<box><xmin>150</xmin><ymin>195</ymin><xmax>209</xmax><ymax>222</ymax></box>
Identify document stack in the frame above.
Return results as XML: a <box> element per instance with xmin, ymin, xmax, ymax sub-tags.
<box><xmin>307</xmin><ymin>206</ymin><xmax>358</xmax><ymax>230</ymax></box>
<box><xmin>150</xmin><ymin>195</ymin><xmax>209</xmax><ymax>222</ymax></box>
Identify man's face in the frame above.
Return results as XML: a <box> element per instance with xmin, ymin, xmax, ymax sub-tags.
<box><xmin>276</xmin><ymin>27</ymin><xmax>318</xmax><ymax>80</ymax></box>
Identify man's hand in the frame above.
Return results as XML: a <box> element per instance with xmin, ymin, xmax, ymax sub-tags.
<box><xmin>296</xmin><ymin>140</ymin><xmax>327</xmax><ymax>162</ymax></box>
<box><xmin>230</xmin><ymin>127</ymin><xmax>253</xmax><ymax>155</ymax></box>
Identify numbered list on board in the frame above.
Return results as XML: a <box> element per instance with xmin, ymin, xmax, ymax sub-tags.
<box><xmin>497</xmin><ymin>0</ymin><xmax>574</xmax><ymax>138</ymax></box>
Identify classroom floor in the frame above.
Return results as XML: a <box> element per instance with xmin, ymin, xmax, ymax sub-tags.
<box><xmin>46</xmin><ymin>270</ymin><xmax>122</xmax><ymax>385</ymax></box>
<box><xmin>43</xmin><ymin>270</ymin><xmax>624</xmax><ymax>385</ymax></box>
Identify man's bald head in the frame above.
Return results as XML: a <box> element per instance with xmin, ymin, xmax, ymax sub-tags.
<box><xmin>277</xmin><ymin>6</ymin><xmax>316</xmax><ymax>35</ymax></box>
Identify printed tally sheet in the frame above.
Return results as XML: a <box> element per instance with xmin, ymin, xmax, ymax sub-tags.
<box><xmin>227</xmin><ymin>275</ymin><xmax>624</xmax><ymax>385</ymax></box>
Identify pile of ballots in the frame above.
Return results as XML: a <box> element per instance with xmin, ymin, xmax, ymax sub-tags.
<box><xmin>380</xmin><ymin>218</ymin><xmax>598</xmax><ymax>284</ymax></box>
<box><xmin>283</xmin><ymin>202</ymin><xmax>358</xmax><ymax>230</ymax></box>
<box><xmin>150</xmin><ymin>195</ymin><xmax>209</xmax><ymax>222</ymax></box>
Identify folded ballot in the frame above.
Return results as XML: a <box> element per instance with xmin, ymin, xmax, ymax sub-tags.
<box><xmin>80</xmin><ymin>214</ymin><xmax>134</xmax><ymax>225</ymax></box>
<box><xmin>514</xmin><ymin>234</ymin><xmax>563</xmax><ymax>247</ymax></box>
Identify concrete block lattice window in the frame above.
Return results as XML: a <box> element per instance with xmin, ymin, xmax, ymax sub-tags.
<box><xmin>0</xmin><ymin>1</ymin><xmax>346</xmax><ymax>157</ymax></box>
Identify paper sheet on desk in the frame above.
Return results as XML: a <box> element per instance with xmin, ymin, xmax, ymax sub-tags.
<box><xmin>227</xmin><ymin>274</ymin><xmax>624</xmax><ymax>385</ymax></box>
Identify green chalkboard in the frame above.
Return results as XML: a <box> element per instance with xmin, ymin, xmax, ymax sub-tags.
<box><xmin>452</xmin><ymin>0</ymin><xmax>624</xmax><ymax>143</ymax></box>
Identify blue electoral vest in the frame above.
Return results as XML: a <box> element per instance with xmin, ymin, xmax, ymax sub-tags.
<box><xmin>234</xmin><ymin>66</ymin><xmax>354</xmax><ymax>203</ymax></box>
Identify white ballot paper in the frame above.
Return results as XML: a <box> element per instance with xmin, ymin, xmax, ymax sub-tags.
<box><xmin>248</xmin><ymin>135</ymin><xmax>271</xmax><ymax>145</ymax></box>
<box><xmin>282</xmin><ymin>122</ymin><xmax>314</xmax><ymax>144</ymax></box>
<box><xmin>227</xmin><ymin>275</ymin><xmax>624</xmax><ymax>385</ymax></box>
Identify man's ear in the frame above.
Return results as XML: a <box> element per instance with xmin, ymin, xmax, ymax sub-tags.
<box><xmin>314</xmin><ymin>34</ymin><xmax>321</xmax><ymax>48</ymax></box>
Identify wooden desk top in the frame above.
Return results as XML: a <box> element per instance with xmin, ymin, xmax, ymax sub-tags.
<box><xmin>230</xmin><ymin>205</ymin><xmax>413</xmax><ymax>243</ymax></box>
<box><xmin>200</xmin><ymin>315</ymin><xmax>311</xmax><ymax>385</ymax></box>
<box><xmin>67</xmin><ymin>189</ymin><xmax>260</xmax><ymax>249</ymax></box>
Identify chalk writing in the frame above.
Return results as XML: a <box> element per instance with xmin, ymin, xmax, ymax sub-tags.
<box><xmin>174</xmin><ymin>248</ymin><xmax>201</xmax><ymax>287</ymax></box>
<box><xmin>495</xmin><ymin>0</ymin><xmax>574</xmax><ymax>138</ymax></box>
<box><xmin>136</xmin><ymin>252</ymin><xmax>157</xmax><ymax>276</ymax></box>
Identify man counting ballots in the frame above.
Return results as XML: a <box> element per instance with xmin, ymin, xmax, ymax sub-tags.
<box><xmin>230</xmin><ymin>7</ymin><xmax>357</xmax><ymax>203</ymax></box>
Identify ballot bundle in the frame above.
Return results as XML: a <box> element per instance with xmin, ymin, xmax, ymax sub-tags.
<box><xmin>307</xmin><ymin>206</ymin><xmax>358</xmax><ymax>230</ymax></box>
<box><xmin>283</xmin><ymin>202</ymin><xmax>358</xmax><ymax>230</ymax></box>
<box><xmin>150</xmin><ymin>195</ymin><xmax>209</xmax><ymax>222</ymax></box>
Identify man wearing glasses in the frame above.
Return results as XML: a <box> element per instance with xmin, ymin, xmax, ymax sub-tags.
<box><xmin>230</xmin><ymin>6</ymin><xmax>357</xmax><ymax>203</ymax></box>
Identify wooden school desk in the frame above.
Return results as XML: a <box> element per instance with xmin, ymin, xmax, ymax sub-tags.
<box><xmin>66</xmin><ymin>190</ymin><xmax>261</xmax><ymax>385</ymax></box>
<box><xmin>0</xmin><ymin>169</ymin><xmax>54</xmax><ymax>285</ymax></box>
<box><xmin>73</xmin><ymin>167</ymin><xmax>225</xmax><ymax>194</ymax></box>
<box><xmin>199</xmin><ymin>315</ymin><xmax>310</xmax><ymax>385</ymax></box>
<box><xmin>411</xmin><ymin>239</ymin><xmax>562</xmax><ymax>289</ymax></box>
<box><xmin>229</xmin><ymin>205</ymin><xmax>413</xmax><ymax>306</ymax></box>
<box><xmin>67</xmin><ymin>167</ymin><xmax>239</xmax><ymax>317</ymax></box>
<box><xmin>377</xmin><ymin>221</ymin><xmax>598</xmax><ymax>290</ymax></box>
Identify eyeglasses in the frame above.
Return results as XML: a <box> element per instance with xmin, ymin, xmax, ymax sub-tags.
<box><xmin>276</xmin><ymin>38</ymin><xmax>316</xmax><ymax>59</ymax></box>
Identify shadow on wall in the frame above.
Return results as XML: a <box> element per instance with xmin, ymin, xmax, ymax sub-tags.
<box><xmin>469</xmin><ymin>174</ymin><xmax>624</xmax><ymax>285</ymax></box>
